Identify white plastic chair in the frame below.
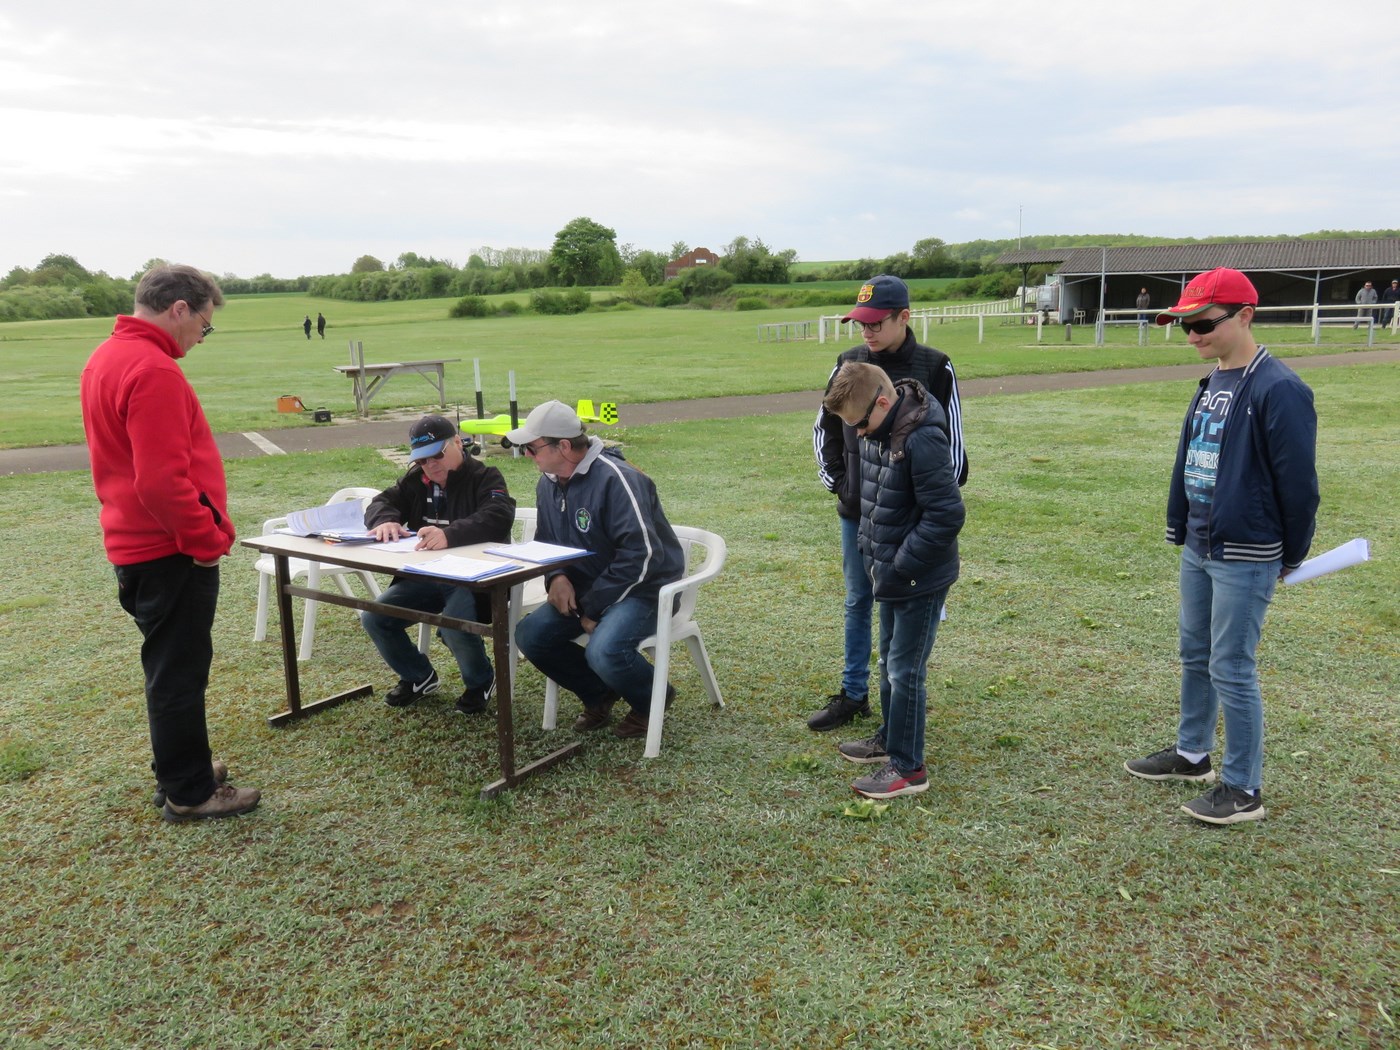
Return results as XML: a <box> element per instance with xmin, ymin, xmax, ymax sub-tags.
<box><xmin>252</xmin><ymin>486</ymin><xmax>385</xmax><ymax>661</ymax></box>
<box><xmin>538</xmin><ymin>526</ymin><xmax>726</xmax><ymax>758</ymax></box>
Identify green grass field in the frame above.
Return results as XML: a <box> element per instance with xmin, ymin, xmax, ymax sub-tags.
<box><xmin>1</xmin><ymin>294</ymin><xmax>1390</xmax><ymax>449</ymax></box>
<box><xmin>0</xmin><ymin>356</ymin><xmax>1395</xmax><ymax>1047</ymax></box>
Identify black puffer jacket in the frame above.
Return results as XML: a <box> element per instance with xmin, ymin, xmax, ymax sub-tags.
<box><xmin>857</xmin><ymin>380</ymin><xmax>965</xmax><ymax>601</ymax></box>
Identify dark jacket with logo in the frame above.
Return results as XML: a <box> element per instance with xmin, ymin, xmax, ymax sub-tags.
<box><xmin>535</xmin><ymin>438</ymin><xmax>684</xmax><ymax>622</ymax></box>
<box><xmin>814</xmin><ymin>328</ymin><xmax>968</xmax><ymax>519</ymax></box>
<box><xmin>857</xmin><ymin>379</ymin><xmax>965</xmax><ymax>601</ymax></box>
<box><xmin>1165</xmin><ymin>348</ymin><xmax>1318</xmax><ymax>570</ymax></box>
<box><xmin>364</xmin><ymin>457</ymin><xmax>514</xmax><ymax>546</ymax></box>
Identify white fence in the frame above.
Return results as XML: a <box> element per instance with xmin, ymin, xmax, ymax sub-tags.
<box><xmin>1095</xmin><ymin>303</ymin><xmax>1399</xmax><ymax>347</ymax></box>
<box><xmin>817</xmin><ymin>297</ymin><xmax>1021</xmax><ymax>343</ymax></box>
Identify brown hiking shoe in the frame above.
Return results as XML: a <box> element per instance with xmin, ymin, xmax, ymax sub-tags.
<box><xmin>612</xmin><ymin>710</ymin><xmax>648</xmax><ymax>739</ymax></box>
<box><xmin>573</xmin><ymin>699</ymin><xmax>616</xmax><ymax>732</ymax></box>
<box><xmin>163</xmin><ymin>783</ymin><xmax>261</xmax><ymax>823</ymax></box>
<box><xmin>152</xmin><ymin>759</ymin><xmax>229</xmax><ymax>810</ymax></box>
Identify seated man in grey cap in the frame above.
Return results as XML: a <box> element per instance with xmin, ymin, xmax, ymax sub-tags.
<box><xmin>506</xmin><ymin>401</ymin><xmax>685</xmax><ymax>739</ymax></box>
<box><xmin>362</xmin><ymin>414</ymin><xmax>515</xmax><ymax>713</ymax></box>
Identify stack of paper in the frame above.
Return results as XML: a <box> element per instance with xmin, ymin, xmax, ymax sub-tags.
<box><xmin>483</xmin><ymin>541</ymin><xmax>591</xmax><ymax>564</ymax></box>
<box><xmin>401</xmin><ymin>556</ymin><xmax>521</xmax><ymax>582</ymax></box>
<box><xmin>1281</xmin><ymin>538</ymin><xmax>1371</xmax><ymax>585</ymax></box>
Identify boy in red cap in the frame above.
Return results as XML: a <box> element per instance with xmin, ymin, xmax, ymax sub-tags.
<box><xmin>1125</xmin><ymin>268</ymin><xmax>1319</xmax><ymax>824</ymax></box>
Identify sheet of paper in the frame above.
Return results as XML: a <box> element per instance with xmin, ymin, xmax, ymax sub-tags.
<box><xmin>400</xmin><ymin>555</ymin><xmax>521</xmax><ymax>582</ymax></box>
<box><xmin>283</xmin><ymin>499</ymin><xmax>366</xmax><ymax>537</ymax></box>
<box><xmin>483</xmin><ymin>540</ymin><xmax>591</xmax><ymax>564</ymax></box>
<box><xmin>376</xmin><ymin>536</ymin><xmax>422</xmax><ymax>551</ymax></box>
<box><xmin>1281</xmin><ymin>537</ymin><xmax>1371</xmax><ymax>585</ymax></box>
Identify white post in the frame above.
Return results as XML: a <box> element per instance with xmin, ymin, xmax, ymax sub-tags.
<box><xmin>977</xmin><ymin>314</ymin><xmax>984</xmax><ymax>344</ymax></box>
<box><xmin>1036</xmin><ymin>311</ymin><xmax>1043</xmax><ymax>343</ymax></box>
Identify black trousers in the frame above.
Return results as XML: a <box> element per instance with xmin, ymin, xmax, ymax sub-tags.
<box><xmin>115</xmin><ymin>554</ymin><xmax>219</xmax><ymax>806</ymax></box>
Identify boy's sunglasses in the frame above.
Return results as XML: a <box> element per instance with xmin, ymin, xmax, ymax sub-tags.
<box><xmin>1179</xmin><ymin>304</ymin><xmax>1245</xmax><ymax>336</ymax></box>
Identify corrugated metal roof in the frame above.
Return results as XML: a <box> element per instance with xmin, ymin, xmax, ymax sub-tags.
<box><xmin>995</xmin><ymin>239</ymin><xmax>1400</xmax><ymax>274</ymax></box>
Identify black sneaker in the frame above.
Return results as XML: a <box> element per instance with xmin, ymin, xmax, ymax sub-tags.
<box><xmin>454</xmin><ymin>674</ymin><xmax>495</xmax><ymax>715</ymax></box>
<box><xmin>837</xmin><ymin>732</ymin><xmax>888</xmax><ymax>765</ymax></box>
<box><xmin>851</xmin><ymin>761</ymin><xmax>928</xmax><ymax>799</ymax></box>
<box><xmin>1181</xmin><ymin>783</ymin><xmax>1266</xmax><ymax>825</ymax></box>
<box><xmin>1124</xmin><ymin>746</ymin><xmax>1216</xmax><ymax>783</ymax></box>
<box><xmin>385</xmin><ymin>668</ymin><xmax>440</xmax><ymax>707</ymax></box>
<box><xmin>807</xmin><ymin>691</ymin><xmax>872</xmax><ymax>732</ymax></box>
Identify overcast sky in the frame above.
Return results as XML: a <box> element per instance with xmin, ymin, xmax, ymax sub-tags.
<box><xmin>2</xmin><ymin>0</ymin><xmax>1392</xmax><ymax>280</ymax></box>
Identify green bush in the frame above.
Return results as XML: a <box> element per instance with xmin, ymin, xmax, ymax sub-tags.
<box><xmin>654</xmin><ymin>285</ymin><xmax>684</xmax><ymax>307</ymax></box>
<box><xmin>735</xmin><ymin>297</ymin><xmax>768</xmax><ymax>311</ymax></box>
<box><xmin>496</xmin><ymin>299</ymin><xmax>522</xmax><ymax>316</ymax></box>
<box><xmin>676</xmin><ymin>265</ymin><xmax>734</xmax><ymax>301</ymax></box>
<box><xmin>449</xmin><ymin>295</ymin><xmax>491</xmax><ymax>318</ymax></box>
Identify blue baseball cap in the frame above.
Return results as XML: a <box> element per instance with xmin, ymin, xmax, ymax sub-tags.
<box><xmin>843</xmin><ymin>275</ymin><xmax>910</xmax><ymax>323</ymax></box>
<box><xmin>408</xmin><ymin>414</ymin><xmax>456</xmax><ymax>460</ymax></box>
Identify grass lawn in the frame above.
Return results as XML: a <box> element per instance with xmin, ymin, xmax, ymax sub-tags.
<box><xmin>1</xmin><ymin>296</ymin><xmax>1391</xmax><ymax>449</ymax></box>
<box><xmin>0</xmin><ymin>365</ymin><xmax>1395</xmax><ymax>1048</ymax></box>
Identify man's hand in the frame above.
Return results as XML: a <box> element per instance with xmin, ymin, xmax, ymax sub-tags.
<box><xmin>371</xmin><ymin>521</ymin><xmax>412</xmax><ymax>542</ymax></box>
<box><xmin>546</xmin><ymin>575</ymin><xmax>578</xmax><ymax>616</ymax></box>
<box><xmin>414</xmin><ymin>525</ymin><xmax>448</xmax><ymax>550</ymax></box>
<box><xmin>580</xmin><ymin>615</ymin><xmax>598</xmax><ymax>634</ymax></box>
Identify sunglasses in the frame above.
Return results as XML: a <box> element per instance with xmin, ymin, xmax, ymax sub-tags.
<box><xmin>850</xmin><ymin>392</ymin><xmax>881</xmax><ymax>430</ymax></box>
<box><xmin>523</xmin><ymin>440</ymin><xmax>558</xmax><ymax>457</ymax></box>
<box><xmin>1180</xmin><ymin>304</ymin><xmax>1245</xmax><ymax>336</ymax></box>
<box><xmin>190</xmin><ymin>304</ymin><xmax>214</xmax><ymax>337</ymax></box>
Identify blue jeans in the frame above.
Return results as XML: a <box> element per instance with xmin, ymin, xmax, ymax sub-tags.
<box><xmin>114</xmin><ymin>554</ymin><xmax>220</xmax><ymax>808</ymax></box>
<box><xmin>1177</xmin><ymin>546</ymin><xmax>1279</xmax><ymax>792</ymax></box>
<box><xmin>876</xmin><ymin>588</ymin><xmax>948</xmax><ymax>775</ymax></box>
<box><xmin>360</xmin><ymin>577</ymin><xmax>493</xmax><ymax>689</ymax></box>
<box><xmin>515</xmin><ymin>596</ymin><xmax>659</xmax><ymax>715</ymax></box>
<box><xmin>841</xmin><ymin>515</ymin><xmax>874</xmax><ymax>700</ymax></box>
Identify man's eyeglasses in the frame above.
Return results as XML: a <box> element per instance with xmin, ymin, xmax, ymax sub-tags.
<box><xmin>1179</xmin><ymin>304</ymin><xmax>1245</xmax><ymax>336</ymax></box>
<box><xmin>857</xmin><ymin>312</ymin><xmax>899</xmax><ymax>334</ymax></box>
<box><xmin>422</xmin><ymin>437</ymin><xmax>456</xmax><ymax>462</ymax></box>
<box><xmin>850</xmin><ymin>392</ymin><xmax>881</xmax><ymax>431</ymax></box>
<box><xmin>190</xmin><ymin>304</ymin><xmax>214</xmax><ymax>337</ymax></box>
<box><xmin>523</xmin><ymin>440</ymin><xmax>558</xmax><ymax>457</ymax></box>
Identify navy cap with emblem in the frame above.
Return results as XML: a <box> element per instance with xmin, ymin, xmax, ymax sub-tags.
<box><xmin>842</xmin><ymin>275</ymin><xmax>910</xmax><ymax>323</ymax></box>
<box><xmin>408</xmin><ymin>414</ymin><xmax>456</xmax><ymax>461</ymax></box>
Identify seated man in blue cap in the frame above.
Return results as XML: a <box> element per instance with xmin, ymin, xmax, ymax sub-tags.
<box><xmin>362</xmin><ymin>414</ymin><xmax>515</xmax><ymax>713</ymax></box>
<box><xmin>505</xmin><ymin>401</ymin><xmax>684</xmax><ymax>739</ymax></box>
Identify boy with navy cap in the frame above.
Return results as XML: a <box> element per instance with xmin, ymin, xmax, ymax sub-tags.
<box><xmin>361</xmin><ymin>414</ymin><xmax>516</xmax><ymax>713</ymax></box>
<box><xmin>811</xmin><ymin>275</ymin><xmax>968</xmax><ymax>734</ymax></box>
<box><xmin>1126</xmin><ymin>268</ymin><xmax>1318</xmax><ymax>824</ymax></box>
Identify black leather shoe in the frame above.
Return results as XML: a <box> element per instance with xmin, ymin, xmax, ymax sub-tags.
<box><xmin>807</xmin><ymin>692</ymin><xmax>872</xmax><ymax>732</ymax></box>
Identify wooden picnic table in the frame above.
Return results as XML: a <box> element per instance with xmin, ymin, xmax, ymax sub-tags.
<box><xmin>334</xmin><ymin>358</ymin><xmax>461</xmax><ymax>415</ymax></box>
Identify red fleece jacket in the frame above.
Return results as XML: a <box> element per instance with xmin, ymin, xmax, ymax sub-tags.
<box><xmin>80</xmin><ymin>315</ymin><xmax>235</xmax><ymax>565</ymax></box>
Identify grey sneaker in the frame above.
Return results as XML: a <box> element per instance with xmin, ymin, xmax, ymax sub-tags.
<box><xmin>807</xmin><ymin>692</ymin><xmax>872</xmax><ymax>732</ymax></box>
<box><xmin>385</xmin><ymin>668</ymin><xmax>440</xmax><ymax>707</ymax></box>
<box><xmin>838</xmin><ymin>732</ymin><xmax>888</xmax><ymax>765</ymax></box>
<box><xmin>852</xmin><ymin>761</ymin><xmax>928</xmax><ymax>799</ymax></box>
<box><xmin>162</xmin><ymin>783</ymin><xmax>261</xmax><ymax>823</ymax></box>
<box><xmin>1124</xmin><ymin>746</ymin><xmax>1216</xmax><ymax>783</ymax></box>
<box><xmin>152</xmin><ymin>759</ymin><xmax>228</xmax><ymax>810</ymax></box>
<box><xmin>1181</xmin><ymin>783</ymin><xmax>1266</xmax><ymax>825</ymax></box>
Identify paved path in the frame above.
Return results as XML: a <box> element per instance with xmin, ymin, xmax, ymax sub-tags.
<box><xmin>7</xmin><ymin>348</ymin><xmax>1396</xmax><ymax>477</ymax></box>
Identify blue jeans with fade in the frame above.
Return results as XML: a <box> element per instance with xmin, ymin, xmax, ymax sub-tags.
<box><xmin>1176</xmin><ymin>546</ymin><xmax>1279</xmax><ymax>792</ymax></box>
<box><xmin>840</xmin><ymin>515</ymin><xmax>874</xmax><ymax>701</ymax></box>
<box><xmin>360</xmin><ymin>577</ymin><xmax>493</xmax><ymax>689</ymax></box>
<box><xmin>114</xmin><ymin>554</ymin><xmax>220</xmax><ymax>808</ymax></box>
<box><xmin>876</xmin><ymin>587</ymin><xmax>949</xmax><ymax>776</ymax></box>
<box><xmin>514</xmin><ymin>596</ymin><xmax>659</xmax><ymax>716</ymax></box>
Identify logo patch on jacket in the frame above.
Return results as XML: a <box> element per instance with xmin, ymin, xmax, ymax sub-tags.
<box><xmin>574</xmin><ymin>508</ymin><xmax>592</xmax><ymax>532</ymax></box>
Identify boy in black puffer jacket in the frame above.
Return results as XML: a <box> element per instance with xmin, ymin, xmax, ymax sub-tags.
<box><xmin>821</xmin><ymin>363</ymin><xmax>965</xmax><ymax>800</ymax></box>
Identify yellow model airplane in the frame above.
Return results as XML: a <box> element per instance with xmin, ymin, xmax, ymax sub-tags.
<box><xmin>457</xmin><ymin>400</ymin><xmax>618</xmax><ymax>439</ymax></box>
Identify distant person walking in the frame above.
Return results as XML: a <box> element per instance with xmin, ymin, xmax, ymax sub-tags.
<box><xmin>1353</xmin><ymin>281</ymin><xmax>1378</xmax><ymax>329</ymax></box>
<box><xmin>1380</xmin><ymin>280</ymin><xmax>1399</xmax><ymax>329</ymax></box>
<box><xmin>303</xmin><ymin>314</ymin><xmax>313</xmax><ymax>340</ymax></box>
<box><xmin>79</xmin><ymin>263</ymin><xmax>261</xmax><ymax>823</ymax></box>
<box><xmin>1136</xmin><ymin>287</ymin><xmax>1151</xmax><ymax>327</ymax></box>
<box><xmin>316</xmin><ymin>312</ymin><xmax>326</xmax><ymax>339</ymax></box>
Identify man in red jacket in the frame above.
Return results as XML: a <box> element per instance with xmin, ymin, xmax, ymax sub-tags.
<box><xmin>80</xmin><ymin>264</ymin><xmax>261</xmax><ymax>823</ymax></box>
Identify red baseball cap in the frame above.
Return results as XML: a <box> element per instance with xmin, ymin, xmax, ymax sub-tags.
<box><xmin>1155</xmin><ymin>267</ymin><xmax>1258</xmax><ymax>326</ymax></box>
